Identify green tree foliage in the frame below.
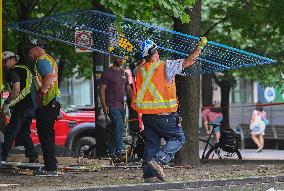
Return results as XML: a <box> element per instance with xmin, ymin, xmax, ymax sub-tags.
<box><xmin>202</xmin><ymin>0</ymin><xmax>284</xmax><ymax>88</ymax></box>
<box><xmin>3</xmin><ymin>0</ymin><xmax>93</xmax><ymax>79</ymax></box>
<box><xmin>100</xmin><ymin>0</ymin><xmax>195</xmax><ymax>24</ymax></box>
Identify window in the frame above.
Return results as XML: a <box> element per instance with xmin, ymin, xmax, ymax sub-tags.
<box><xmin>231</xmin><ymin>78</ymin><xmax>253</xmax><ymax>103</ymax></box>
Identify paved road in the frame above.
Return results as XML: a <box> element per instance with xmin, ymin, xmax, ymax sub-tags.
<box><xmin>200</xmin><ymin>149</ymin><xmax>284</xmax><ymax>160</ymax></box>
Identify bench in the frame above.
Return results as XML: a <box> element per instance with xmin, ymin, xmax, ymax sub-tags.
<box><xmin>238</xmin><ymin>124</ymin><xmax>284</xmax><ymax>149</ymax></box>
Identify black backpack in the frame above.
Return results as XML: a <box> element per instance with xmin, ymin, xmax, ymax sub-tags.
<box><xmin>219</xmin><ymin>128</ymin><xmax>240</xmax><ymax>152</ymax></box>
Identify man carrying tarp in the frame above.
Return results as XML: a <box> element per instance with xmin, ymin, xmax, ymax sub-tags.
<box><xmin>132</xmin><ymin>37</ymin><xmax>207</xmax><ymax>182</ymax></box>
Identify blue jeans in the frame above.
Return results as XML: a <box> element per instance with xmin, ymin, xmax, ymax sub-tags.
<box><xmin>142</xmin><ymin>112</ymin><xmax>185</xmax><ymax>177</ymax></box>
<box><xmin>108</xmin><ymin>108</ymin><xmax>125</xmax><ymax>156</ymax></box>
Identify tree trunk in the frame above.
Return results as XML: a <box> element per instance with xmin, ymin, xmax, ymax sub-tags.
<box><xmin>174</xmin><ymin>0</ymin><xmax>201</xmax><ymax>166</ymax></box>
<box><xmin>220</xmin><ymin>80</ymin><xmax>232</xmax><ymax>129</ymax></box>
<box><xmin>202</xmin><ymin>74</ymin><xmax>213</xmax><ymax>107</ymax></box>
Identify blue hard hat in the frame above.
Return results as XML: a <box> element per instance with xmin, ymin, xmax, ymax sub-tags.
<box><xmin>140</xmin><ymin>39</ymin><xmax>157</xmax><ymax>58</ymax></box>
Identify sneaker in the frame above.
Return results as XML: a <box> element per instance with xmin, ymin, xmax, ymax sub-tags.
<box><xmin>33</xmin><ymin>168</ymin><xmax>58</xmax><ymax>176</ymax></box>
<box><xmin>148</xmin><ymin>160</ymin><xmax>166</xmax><ymax>182</ymax></box>
<box><xmin>257</xmin><ymin>146</ymin><xmax>264</xmax><ymax>153</ymax></box>
<box><xmin>116</xmin><ymin>153</ymin><xmax>126</xmax><ymax>163</ymax></box>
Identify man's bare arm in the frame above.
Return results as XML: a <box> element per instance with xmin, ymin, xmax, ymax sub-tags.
<box><xmin>6</xmin><ymin>82</ymin><xmax>20</xmax><ymax>103</ymax></box>
<box><xmin>182</xmin><ymin>37</ymin><xmax>207</xmax><ymax>68</ymax></box>
<box><xmin>126</xmin><ymin>84</ymin><xmax>134</xmax><ymax>99</ymax></box>
<box><xmin>99</xmin><ymin>84</ymin><xmax>109</xmax><ymax>113</ymax></box>
<box><xmin>182</xmin><ymin>47</ymin><xmax>202</xmax><ymax>68</ymax></box>
<box><xmin>40</xmin><ymin>73</ymin><xmax>53</xmax><ymax>93</ymax></box>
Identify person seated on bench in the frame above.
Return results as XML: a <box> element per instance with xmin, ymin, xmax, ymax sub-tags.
<box><xmin>250</xmin><ymin>103</ymin><xmax>268</xmax><ymax>152</ymax></box>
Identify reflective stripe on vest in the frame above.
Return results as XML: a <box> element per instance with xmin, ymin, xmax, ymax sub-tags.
<box><xmin>136</xmin><ymin>61</ymin><xmax>162</xmax><ymax>102</ymax></box>
<box><xmin>135</xmin><ymin>99</ymin><xmax>177</xmax><ymax>109</ymax></box>
<box><xmin>135</xmin><ymin>61</ymin><xmax>177</xmax><ymax>110</ymax></box>
<box><xmin>8</xmin><ymin>65</ymin><xmax>32</xmax><ymax>108</ymax></box>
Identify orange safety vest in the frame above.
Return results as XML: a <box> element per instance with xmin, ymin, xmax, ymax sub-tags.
<box><xmin>132</xmin><ymin>61</ymin><xmax>178</xmax><ymax>114</ymax></box>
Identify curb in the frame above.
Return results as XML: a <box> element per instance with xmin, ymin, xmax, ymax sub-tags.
<box><xmin>60</xmin><ymin>175</ymin><xmax>284</xmax><ymax>191</ymax></box>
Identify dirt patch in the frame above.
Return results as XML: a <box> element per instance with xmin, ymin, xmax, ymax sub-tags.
<box><xmin>1</xmin><ymin>154</ymin><xmax>284</xmax><ymax>191</ymax></box>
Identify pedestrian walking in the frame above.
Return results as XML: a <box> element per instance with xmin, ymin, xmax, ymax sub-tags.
<box><xmin>1</xmin><ymin>51</ymin><xmax>38</xmax><ymax>163</ymax></box>
<box><xmin>202</xmin><ymin>105</ymin><xmax>223</xmax><ymax>142</ymax></box>
<box><xmin>132</xmin><ymin>37</ymin><xmax>207</xmax><ymax>182</ymax></box>
<box><xmin>99</xmin><ymin>56</ymin><xmax>133</xmax><ymax>160</ymax></box>
<box><xmin>250</xmin><ymin>104</ymin><xmax>268</xmax><ymax>152</ymax></box>
<box><xmin>27</xmin><ymin>38</ymin><xmax>60</xmax><ymax>176</ymax></box>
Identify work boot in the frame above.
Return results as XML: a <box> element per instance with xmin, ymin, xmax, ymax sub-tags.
<box><xmin>116</xmin><ymin>152</ymin><xmax>126</xmax><ymax>163</ymax></box>
<box><xmin>28</xmin><ymin>157</ymin><xmax>39</xmax><ymax>163</ymax></box>
<box><xmin>148</xmin><ymin>160</ymin><xmax>166</xmax><ymax>182</ymax></box>
<box><xmin>143</xmin><ymin>173</ymin><xmax>162</xmax><ymax>183</ymax></box>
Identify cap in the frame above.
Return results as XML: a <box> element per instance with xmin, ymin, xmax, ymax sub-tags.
<box><xmin>2</xmin><ymin>51</ymin><xmax>20</xmax><ymax>61</ymax></box>
<box><xmin>27</xmin><ymin>38</ymin><xmax>46</xmax><ymax>49</ymax></box>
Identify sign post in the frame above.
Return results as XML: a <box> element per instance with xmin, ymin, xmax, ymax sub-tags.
<box><xmin>75</xmin><ymin>30</ymin><xmax>93</xmax><ymax>53</ymax></box>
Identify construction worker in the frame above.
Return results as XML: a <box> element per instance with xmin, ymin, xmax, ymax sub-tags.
<box><xmin>1</xmin><ymin>51</ymin><xmax>38</xmax><ymax>163</ymax></box>
<box><xmin>27</xmin><ymin>38</ymin><xmax>60</xmax><ymax>176</ymax></box>
<box><xmin>132</xmin><ymin>37</ymin><xmax>207</xmax><ymax>182</ymax></box>
<box><xmin>99</xmin><ymin>56</ymin><xmax>133</xmax><ymax>160</ymax></box>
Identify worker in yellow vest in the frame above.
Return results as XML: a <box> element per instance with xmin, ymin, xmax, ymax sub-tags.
<box><xmin>1</xmin><ymin>51</ymin><xmax>38</xmax><ymax>163</ymax></box>
<box><xmin>27</xmin><ymin>38</ymin><xmax>60</xmax><ymax>176</ymax></box>
<box><xmin>132</xmin><ymin>37</ymin><xmax>207</xmax><ymax>182</ymax></box>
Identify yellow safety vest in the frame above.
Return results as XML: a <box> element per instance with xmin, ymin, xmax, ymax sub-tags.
<box><xmin>8</xmin><ymin>65</ymin><xmax>33</xmax><ymax>108</ymax></box>
<box><xmin>34</xmin><ymin>54</ymin><xmax>60</xmax><ymax>106</ymax></box>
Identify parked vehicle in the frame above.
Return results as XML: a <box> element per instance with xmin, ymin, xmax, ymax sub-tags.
<box><xmin>1</xmin><ymin>92</ymin><xmax>101</xmax><ymax>156</ymax></box>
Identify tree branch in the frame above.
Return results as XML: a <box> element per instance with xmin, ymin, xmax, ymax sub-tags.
<box><xmin>45</xmin><ymin>1</ymin><xmax>60</xmax><ymax>16</ymax></box>
<box><xmin>212</xmin><ymin>73</ymin><xmax>221</xmax><ymax>86</ymax></box>
<box><xmin>202</xmin><ymin>0</ymin><xmax>249</xmax><ymax>37</ymax></box>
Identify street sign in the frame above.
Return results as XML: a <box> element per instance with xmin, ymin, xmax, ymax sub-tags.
<box><xmin>264</xmin><ymin>87</ymin><xmax>276</xmax><ymax>102</ymax></box>
<box><xmin>75</xmin><ymin>30</ymin><xmax>93</xmax><ymax>52</ymax></box>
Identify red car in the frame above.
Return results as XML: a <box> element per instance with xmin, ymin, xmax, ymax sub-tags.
<box><xmin>1</xmin><ymin>92</ymin><xmax>98</xmax><ymax>156</ymax></box>
<box><xmin>30</xmin><ymin>108</ymin><xmax>96</xmax><ymax>149</ymax></box>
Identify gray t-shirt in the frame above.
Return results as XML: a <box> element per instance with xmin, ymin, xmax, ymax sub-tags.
<box><xmin>99</xmin><ymin>67</ymin><xmax>128</xmax><ymax>109</ymax></box>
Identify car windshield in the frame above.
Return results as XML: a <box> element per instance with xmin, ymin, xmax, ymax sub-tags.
<box><xmin>63</xmin><ymin>105</ymin><xmax>95</xmax><ymax>113</ymax></box>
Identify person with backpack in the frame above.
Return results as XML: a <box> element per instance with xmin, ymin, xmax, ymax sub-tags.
<box><xmin>250</xmin><ymin>104</ymin><xmax>268</xmax><ymax>152</ymax></box>
<box><xmin>202</xmin><ymin>105</ymin><xmax>223</xmax><ymax>142</ymax></box>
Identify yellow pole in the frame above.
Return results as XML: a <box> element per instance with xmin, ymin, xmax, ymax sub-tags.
<box><xmin>0</xmin><ymin>0</ymin><xmax>2</xmax><ymax>94</ymax></box>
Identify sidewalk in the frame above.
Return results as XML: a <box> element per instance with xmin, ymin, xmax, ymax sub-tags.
<box><xmin>199</xmin><ymin>149</ymin><xmax>284</xmax><ymax>160</ymax></box>
<box><xmin>240</xmin><ymin>149</ymin><xmax>284</xmax><ymax>160</ymax></box>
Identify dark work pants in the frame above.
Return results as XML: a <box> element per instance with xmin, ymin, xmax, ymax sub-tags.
<box><xmin>35</xmin><ymin>100</ymin><xmax>60</xmax><ymax>171</ymax></box>
<box><xmin>2</xmin><ymin>108</ymin><xmax>38</xmax><ymax>160</ymax></box>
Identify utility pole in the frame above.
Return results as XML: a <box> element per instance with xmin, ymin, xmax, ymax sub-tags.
<box><xmin>92</xmin><ymin>0</ymin><xmax>109</xmax><ymax>157</ymax></box>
